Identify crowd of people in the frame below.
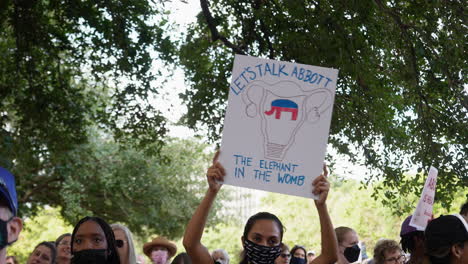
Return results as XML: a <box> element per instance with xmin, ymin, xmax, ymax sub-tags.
<box><xmin>0</xmin><ymin>153</ymin><xmax>466</xmax><ymax>264</ymax></box>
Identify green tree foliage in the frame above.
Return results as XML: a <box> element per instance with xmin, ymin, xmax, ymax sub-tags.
<box><xmin>0</xmin><ymin>0</ymin><xmax>177</xmax><ymax>218</ymax></box>
<box><xmin>0</xmin><ymin>0</ymin><xmax>217</xmax><ymax>238</ymax></box>
<box><xmin>175</xmin><ymin>1</ymin><xmax>467</xmax><ymax>208</ymax></box>
<box><xmin>0</xmin><ymin>0</ymin><xmax>178</xmax><ymax>153</ymax></box>
<box><xmin>40</xmin><ymin>137</ymin><xmax>220</xmax><ymax>238</ymax></box>
<box><xmin>4</xmin><ymin>134</ymin><xmax>222</xmax><ymax>238</ymax></box>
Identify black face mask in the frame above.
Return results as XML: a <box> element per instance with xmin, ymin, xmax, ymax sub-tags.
<box><xmin>290</xmin><ymin>257</ymin><xmax>307</xmax><ymax>264</ymax></box>
<box><xmin>343</xmin><ymin>244</ymin><xmax>360</xmax><ymax>263</ymax></box>
<box><xmin>0</xmin><ymin>217</ymin><xmax>14</xmax><ymax>250</ymax></box>
<box><xmin>72</xmin><ymin>249</ymin><xmax>107</xmax><ymax>264</ymax></box>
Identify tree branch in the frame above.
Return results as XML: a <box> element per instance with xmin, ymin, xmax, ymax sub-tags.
<box><xmin>258</xmin><ymin>18</ymin><xmax>275</xmax><ymax>59</ymax></box>
<box><xmin>199</xmin><ymin>0</ymin><xmax>246</xmax><ymax>55</ymax></box>
<box><xmin>20</xmin><ymin>176</ymin><xmax>62</xmax><ymax>203</ymax></box>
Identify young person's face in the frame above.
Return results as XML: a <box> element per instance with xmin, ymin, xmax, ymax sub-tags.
<box><xmin>27</xmin><ymin>245</ymin><xmax>53</xmax><ymax>264</ymax></box>
<box><xmin>150</xmin><ymin>247</ymin><xmax>169</xmax><ymax>264</ymax></box>
<box><xmin>341</xmin><ymin>231</ymin><xmax>359</xmax><ymax>248</ymax></box>
<box><xmin>246</xmin><ymin>219</ymin><xmax>281</xmax><ymax>247</ymax></box>
<box><xmin>275</xmin><ymin>248</ymin><xmax>291</xmax><ymax>264</ymax></box>
<box><xmin>73</xmin><ymin>220</ymin><xmax>108</xmax><ymax>252</ymax></box>
<box><xmin>113</xmin><ymin>229</ymin><xmax>129</xmax><ymax>264</ymax></box>
<box><xmin>383</xmin><ymin>249</ymin><xmax>404</xmax><ymax>264</ymax></box>
<box><xmin>293</xmin><ymin>248</ymin><xmax>306</xmax><ymax>259</ymax></box>
<box><xmin>56</xmin><ymin>235</ymin><xmax>71</xmax><ymax>259</ymax></box>
<box><xmin>339</xmin><ymin>231</ymin><xmax>359</xmax><ymax>254</ymax></box>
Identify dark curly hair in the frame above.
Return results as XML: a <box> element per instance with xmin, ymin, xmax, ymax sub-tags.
<box><xmin>400</xmin><ymin>230</ymin><xmax>424</xmax><ymax>253</ymax></box>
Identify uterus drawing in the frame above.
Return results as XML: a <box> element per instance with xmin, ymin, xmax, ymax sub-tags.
<box><xmin>242</xmin><ymin>81</ymin><xmax>332</xmax><ymax>161</ymax></box>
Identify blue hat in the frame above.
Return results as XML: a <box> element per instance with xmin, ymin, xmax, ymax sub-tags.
<box><xmin>0</xmin><ymin>167</ymin><xmax>18</xmax><ymax>216</ymax></box>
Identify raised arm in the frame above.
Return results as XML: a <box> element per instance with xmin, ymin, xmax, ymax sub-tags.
<box><xmin>311</xmin><ymin>164</ymin><xmax>338</xmax><ymax>264</ymax></box>
<box><xmin>183</xmin><ymin>151</ymin><xmax>225</xmax><ymax>264</ymax></box>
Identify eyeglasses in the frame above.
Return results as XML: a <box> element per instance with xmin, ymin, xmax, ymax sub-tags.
<box><xmin>116</xmin><ymin>239</ymin><xmax>126</xmax><ymax>248</ymax></box>
<box><xmin>280</xmin><ymin>253</ymin><xmax>291</xmax><ymax>258</ymax></box>
<box><xmin>385</xmin><ymin>255</ymin><xmax>406</xmax><ymax>263</ymax></box>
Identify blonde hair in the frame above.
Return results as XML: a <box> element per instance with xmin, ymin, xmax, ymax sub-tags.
<box><xmin>111</xmin><ymin>224</ymin><xmax>137</xmax><ymax>264</ymax></box>
<box><xmin>334</xmin><ymin>226</ymin><xmax>355</xmax><ymax>244</ymax></box>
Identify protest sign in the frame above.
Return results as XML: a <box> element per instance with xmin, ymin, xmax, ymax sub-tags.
<box><xmin>410</xmin><ymin>166</ymin><xmax>438</xmax><ymax>230</ymax></box>
<box><xmin>218</xmin><ymin>54</ymin><xmax>338</xmax><ymax>198</ymax></box>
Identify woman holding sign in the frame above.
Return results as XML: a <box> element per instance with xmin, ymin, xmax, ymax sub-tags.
<box><xmin>183</xmin><ymin>152</ymin><xmax>338</xmax><ymax>264</ymax></box>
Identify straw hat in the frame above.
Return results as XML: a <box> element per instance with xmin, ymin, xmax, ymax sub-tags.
<box><xmin>143</xmin><ymin>236</ymin><xmax>177</xmax><ymax>258</ymax></box>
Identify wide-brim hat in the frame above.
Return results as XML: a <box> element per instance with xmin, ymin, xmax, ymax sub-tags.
<box><xmin>143</xmin><ymin>236</ymin><xmax>177</xmax><ymax>258</ymax></box>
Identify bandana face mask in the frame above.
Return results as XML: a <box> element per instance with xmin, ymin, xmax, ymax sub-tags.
<box><xmin>243</xmin><ymin>239</ymin><xmax>282</xmax><ymax>264</ymax></box>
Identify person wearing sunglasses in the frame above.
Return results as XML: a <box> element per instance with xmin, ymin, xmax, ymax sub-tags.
<box><xmin>373</xmin><ymin>239</ymin><xmax>406</xmax><ymax>264</ymax></box>
<box><xmin>55</xmin><ymin>233</ymin><xmax>72</xmax><ymax>264</ymax></box>
<box><xmin>111</xmin><ymin>224</ymin><xmax>138</xmax><ymax>264</ymax></box>
<box><xmin>275</xmin><ymin>243</ymin><xmax>291</xmax><ymax>264</ymax></box>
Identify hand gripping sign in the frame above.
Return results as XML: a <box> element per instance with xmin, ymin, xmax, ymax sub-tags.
<box><xmin>219</xmin><ymin>55</ymin><xmax>338</xmax><ymax>198</ymax></box>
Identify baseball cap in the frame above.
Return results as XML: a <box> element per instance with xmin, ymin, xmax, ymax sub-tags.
<box><xmin>425</xmin><ymin>214</ymin><xmax>468</xmax><ymax>253</ymax></box>
<box><xmin>400</xmin><ymin>215</ymin><xmax>424</xmax><ymax>236</ymax></box>
<box><xmin>0</xmin><ymin>167</ymin><xmax>18</xmax><ymax>216</ymax></box>
<box><xmin>307</xmin><ymin>250</ymin><xmax>315</xmax><ymax>255</ymax></box>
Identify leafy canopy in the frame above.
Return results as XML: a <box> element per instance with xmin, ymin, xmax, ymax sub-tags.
<box><xmin>175</xmin><ymin>0</ymin><xmax>467</xmax><ymax>207</ymax></box>
<box><xmin>0</xmin><ymin>0</ymin><xmax>211</xmax><ymax>237</ymax></box>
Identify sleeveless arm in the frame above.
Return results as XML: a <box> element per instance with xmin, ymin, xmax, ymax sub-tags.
<box><xmin>183</xmin><ymin>152</ymin><xmax>225</xmax><ymax>264</ymax></box>
<box><xmin>311</xmin><ymin>165</ymin><xmax>338</xmax><ymax>264</ymax></box>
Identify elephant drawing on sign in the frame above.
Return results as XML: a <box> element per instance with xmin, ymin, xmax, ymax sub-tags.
<box><xmin>264</xmin><ymin>99</ymin><xmax>299</xmax><ymax>121</ymax></box>
<box><xmin>242</xmin><ymin>80</ymin><xmax>332</xmax><ymax>161</ymax></box>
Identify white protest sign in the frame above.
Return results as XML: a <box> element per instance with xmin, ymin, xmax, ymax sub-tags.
<box><xmin>410</xmin><ymin>166</ymin><xmax>438</xmax><ymax>230</ymax></box>
<box><xmin>219</xmin><ymin>54</ymin><xmax>338</xmax><ymax>198</ymax></box>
